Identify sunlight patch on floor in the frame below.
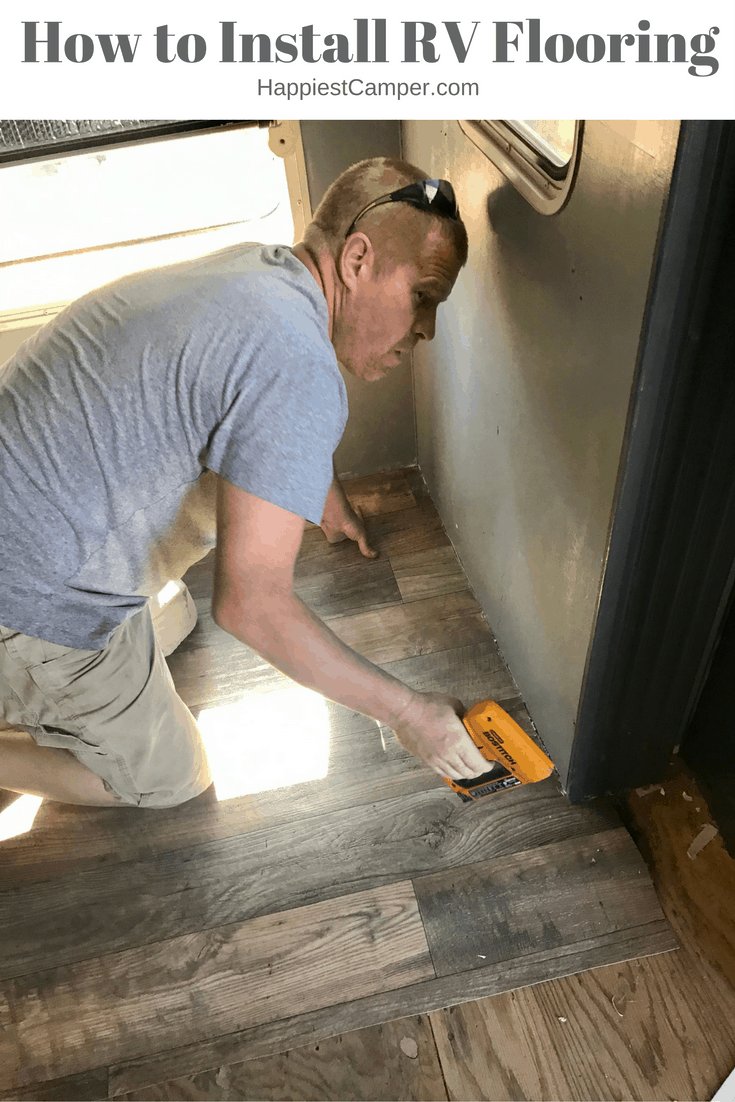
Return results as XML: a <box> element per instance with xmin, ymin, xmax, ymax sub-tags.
<box><xmin>0</xmin><ymin>794</ymin><xmax>43</xmax><ymax>842</ymax></box>
<box><xmin>197</xmin><ymin>686</ymin><xmax>331</xmax><ymax>800</ymax></box>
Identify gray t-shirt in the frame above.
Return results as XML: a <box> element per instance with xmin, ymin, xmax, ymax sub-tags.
<box><xmin>0</xmin><ymin>243</ymin><xmax>348</xmax><ymax>650</ymax></box>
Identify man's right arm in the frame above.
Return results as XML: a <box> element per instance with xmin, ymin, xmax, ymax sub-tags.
<box><xmin>211</xmin><ymin>476</ymin><xmax>490</xmax><ymax>780</ymax></box>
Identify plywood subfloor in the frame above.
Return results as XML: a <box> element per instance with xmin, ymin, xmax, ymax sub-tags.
<box><xmin>0</xmin><ymin>470</ymin><xmax>676</xmax><ymax>1100</ymax></box>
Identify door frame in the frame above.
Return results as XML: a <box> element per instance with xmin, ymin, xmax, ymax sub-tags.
<box><xmin>568</xmin><ymin>120</ymin><xmax>735</xmax><ymax>802</ymax></box>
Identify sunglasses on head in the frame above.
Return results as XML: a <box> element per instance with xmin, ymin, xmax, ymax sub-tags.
<box><xmin>345</xmin><ymin>178</ymin><xmax>460</xmax><ymax>237</ymax></box>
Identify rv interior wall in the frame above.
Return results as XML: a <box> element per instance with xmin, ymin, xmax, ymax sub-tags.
<box><xmin>299</xmin><ymin>120</ymin><xmax>416</xmax><ymax>477</ymax></box>
<box><xmin>0</xmin><ymin>325</ymin><xmax>38</xmax><ymax>365</ymax></box>
<box><xmin>402</xmin><ymin>119</ymin><xmax>680</xmax><ymax>786</ymax></box>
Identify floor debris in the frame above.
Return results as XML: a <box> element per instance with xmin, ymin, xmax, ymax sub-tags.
<box><xmin>400</xmin><ymin>1037</ymin><xmax>419</xmax><ymax>1059</ymax></box>
<box><xmin>636</xmin><ymin>784</ymin><xmax>665</xmax><ymax>797</ymax></box>
<box><xmin>687</xmin><ymin>823</ymin><xmax>719</xmax><ymax>860</ymax></box>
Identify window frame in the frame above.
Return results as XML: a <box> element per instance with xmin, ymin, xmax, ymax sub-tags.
<box><xmin>458</xmin><ymin>119</ymin><xmax>584</xmax><ymax>215</ymax></box>
<box><xmin>0</xmin><ymin>120</ymin><xmax>267</xmax><ymax>167</ymax></box>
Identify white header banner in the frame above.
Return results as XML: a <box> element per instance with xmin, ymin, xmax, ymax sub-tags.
<box><xmin>1</xmin><ymin>0</ymin><xmax>733</xmax><ymax>119</ymax></box>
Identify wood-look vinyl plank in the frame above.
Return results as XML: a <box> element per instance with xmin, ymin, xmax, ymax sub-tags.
<box><xmin>391</xmin><ymin>546</ymin><xmax>470</xmax><ymax>603</ymax></box>
<box><xmin>1</xmin><ymin>883</ymin><xmax>433</xmax><ymax>1093</ymax></box>
<box><xmin>421</xmin><ymin>759</ymin><xmax>735</xmax><ymax>1102</ymax></box>
<box><xmin>170</xmin><ymin>627</ymin><xmax>516</xmax><ymax>728</ymax></box>
<box><xmin>0</xmin><ymin>471</ymin><xmax>681</xmax><ymax>1099</ymax></box>
<box><xmin>0</xmin><ymin>1068</ymin><xmax>109</xmax><ymax>1101</ymax></box>
<box><xmin>169</xmin><ymin>631</ymin><xmax>443</xmax><ymax>719</ymax></box>
<box><xmin>0</xmin><ymin>783</ymin><xmax>620</xmax><ymax>979</ymax></box>
<box><xmin>0</xmin><ymin>687</ymin><xmax>450</xmax><ymax>886</ymax></box>
<box><xmin>180</xmin><ymin>556</ymin><xmax>404</xmax><ymax>636</ymax></box>
<box><xmin>107</xmin><ymin>923</ymin><xmax>677</xmax><ymax>1100</ymax></box>
<box><xmin>293</xmin><ymin>527</ymin><xmax>381</xmax><ymax>580</ymax></box>
<box><xmin>294</xmin><ymin>559</ymin><xmax>403</xmax><ymax>619</ymax></box>
<box><xmin>176</xmin><ymin>524</ymin><xmax>451</xmax><ymax>656</ymax></box>
<box><xmin>368</xmin><ymin>506</ymin><xmax>455</xmax><ymax>560</ymax></box>
<box><xmin>0</xmin><ymin>629</ymin><xmax>518</xmax><ymax>889</ymax></box>
<box><xmin>327</xmin><ymin>591</ymin><xmax>488</xmax><ymax>666</ymax></box>
<box><xmin>382</xmin><ymin>640</ymin><xmax>524</xmax><ymax>716</ymax></box>
<box><xmin>114</xmin><ymin>1015</ymin><xmax>447</xmax><ymax>1101</ymax></box>
<box><xmin>0</xmin><ymin>754</ymin><xmax>446</xmax><ymax>886</ymax></box>
<box><xmin>413</xmin><ymin>829</ymin><xmax>669</xmax><ymax>977</ymax></box>
<box><xmin>430</xmin><ymin>948</ymin><xmax>735</xmax><ymax>1102</ymax></box>
<box><xmin>0</xmin><ymin>714</ymin><xmax>555</xmax><ymax>889</ymax></box>
<box><xmin>185</xmin><ymin>469</ymin><xmax>415</xmax><ymax>604</ymax></box>
<box><xmin>171</xmin><ymin>636</ymin><xmax>512</xmax><ymax>751</ymax></box>
<box><xmin>295</xmin><ymin>507</ymin><xmax>449</xmax><ymax>581</ymax></box>
<box><xmin>166</xmin><ymin>635</ymin><xmax>283</xmax><ymax>708</ymax></box>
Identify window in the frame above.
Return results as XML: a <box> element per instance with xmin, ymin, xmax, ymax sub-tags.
<box><xmin>459</xmin><ymin>119</ymin><xmax>583</xmax><ymax>214</ymax></box>
<box><xmin>0</xmin><ymin>121</ymin><xmax>307</xmax><ymax>329</ymax></box>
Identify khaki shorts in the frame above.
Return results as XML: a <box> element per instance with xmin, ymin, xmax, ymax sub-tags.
<box><xmin>0</xmin><ymin>601</ymin><xmax>211</xmax><ymax>808</ymax></box>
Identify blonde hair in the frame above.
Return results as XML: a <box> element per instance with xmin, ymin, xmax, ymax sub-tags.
<box><xmin>306</xmin><ymin>156</ymin><xmax>468</xmax><ymax>268</ymax></box>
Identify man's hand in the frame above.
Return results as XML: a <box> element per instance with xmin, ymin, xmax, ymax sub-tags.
<box><xmin>320</xmin><ymin>474</ymin><xmax>377</xmax><ymax>558</ymax></box>
<box><xmin>391</xmin><ymin>692</ymin><xmax>494</xmax><ymax>779</ymax></box>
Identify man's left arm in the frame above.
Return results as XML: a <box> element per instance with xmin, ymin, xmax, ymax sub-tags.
<box><xmin>320</xmin><ymin>462</ymin><xmax>377</xmax><ymax>558</ymax></box>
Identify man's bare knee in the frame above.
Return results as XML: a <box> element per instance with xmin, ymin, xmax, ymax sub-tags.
<box><xmin>0</xmin><ymin>732</ymin><xmax>125</xmax><ymax>808</ymax></box>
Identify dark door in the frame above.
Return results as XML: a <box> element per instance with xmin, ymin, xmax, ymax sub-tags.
<box><xmin>568</xmin><ymin>120</ymin><xmax>735</xmax><ymax>802</ymax></box>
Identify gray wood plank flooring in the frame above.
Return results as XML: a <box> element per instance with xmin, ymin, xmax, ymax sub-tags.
<box><xmin>413</xmin><ymin>829</ymin><xmax>666</xmax><ymax>976</ymax></box>
<box><xmin>0</xmin><ymin>470</ymin><xmax>676</xmax><ymax>1099</ymax></box>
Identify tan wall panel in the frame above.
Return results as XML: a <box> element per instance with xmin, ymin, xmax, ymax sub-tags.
<box><xmin>0</xmin><ymin>325</ymin><xmax>39</xmax><ymax>365</ymax></box>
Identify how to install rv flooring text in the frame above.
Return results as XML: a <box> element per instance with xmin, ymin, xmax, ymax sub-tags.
<box><xmin>1</xmin><ymin>469</ymin><xmax>695</xmax><ymax>1100</ymax></box>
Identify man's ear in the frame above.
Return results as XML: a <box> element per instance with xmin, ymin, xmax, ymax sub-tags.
<box><xmin>338</xmin><ymin>232</ymin><xmax>375</xmax><ymax>291</ymax></box>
